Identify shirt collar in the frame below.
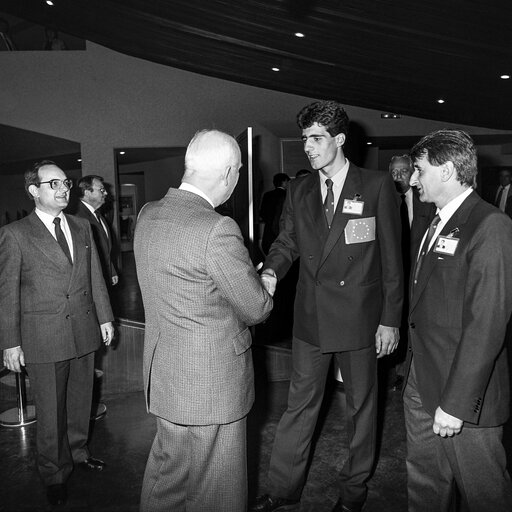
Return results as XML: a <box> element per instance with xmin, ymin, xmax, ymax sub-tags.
<box><xmin>319</xmin><ymin>158</ymin><xmax>350</xmax><ymax>187</ymax></box>
<box><xmin>81</xmin><ymin>200</ymin><xmax>97</xmax><ymax>215</ymax></box>
<box><xmin>179</xmin><ymin>182</ymin><xmax>215</xmax><ymax>207</ymax></box>
<box><xmin>438</xmin><ymin>187</ymin><xmax>473</xmax><ymax>224</ymax></box>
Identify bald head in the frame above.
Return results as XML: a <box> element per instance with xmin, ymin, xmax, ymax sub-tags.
<box><xmin>182</xmin><ymin>130</ymin><xmax>242</xmax><ymax>207</ymax></box>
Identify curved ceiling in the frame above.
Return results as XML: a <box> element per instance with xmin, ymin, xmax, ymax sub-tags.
<box><xmin>3</xmin><ymin>0</ymin><xmax>512</xmax><ymax>129</ymax></box>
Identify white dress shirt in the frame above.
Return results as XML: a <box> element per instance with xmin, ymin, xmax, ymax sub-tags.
<box><xmin>319</xmin><ymin>158</ymin><xmax>350</xmax><ymax>211</ymax></box>
<box><xmin>35</xmin><ymin>208</ymin><xmax>74</xmax><ymax>262</ymax></box>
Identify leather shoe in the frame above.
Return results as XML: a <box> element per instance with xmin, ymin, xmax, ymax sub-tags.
<box><xmin>250</xmin><ymin>494</ymin><xmax>299</xmax><ymax>511</ymax></box>
<box><xmin>47</xmin><ymin>484</ymin><xmax>67</xmax><ymax>506</ymax></box>
<box><xmin>77</xmin><ymin>456</ymin><xmax>106</xmax><ymax>471</ymax></box>
<box><xmin>331</xmin><ymin>498</ymin><xmax>363</xmax><ymax>512</ymax></box>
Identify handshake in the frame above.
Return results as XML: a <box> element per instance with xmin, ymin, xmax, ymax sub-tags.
<box><xmin>260</xmin><ymin>268</ymin><xmax>277</xmax><ymax>297</ymax></box>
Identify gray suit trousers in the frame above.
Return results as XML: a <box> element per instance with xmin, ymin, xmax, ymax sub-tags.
<box><xmin>140</xmin><ymin>415</ymin><xmax>248</xmax><ymax>512</ymax></box>
<box><xmin>404</xmin><ymin>360</ymin><xmax>512</xmax><ymax>512</ymax></box>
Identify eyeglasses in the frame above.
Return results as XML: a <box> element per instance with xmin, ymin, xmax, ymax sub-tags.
<box><xmin>93</xmin><ymin>187</ymin><xmax>107</xmax><ymax>194</ymax></box>
<box><xmin>39</xmin><ymin>179</ymin><xmax>73</xmax><ymax>190</ymax></box>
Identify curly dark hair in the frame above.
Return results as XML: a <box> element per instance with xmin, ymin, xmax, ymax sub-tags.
<box><xmin>410</xmin><ymin>130</ymin><xmax>477</xmax><ymax>188</ymax></box>
<box><xmin>296</xmin><ymin>101</ymin><xmax>349</xmax><ymax>137</ymax></box>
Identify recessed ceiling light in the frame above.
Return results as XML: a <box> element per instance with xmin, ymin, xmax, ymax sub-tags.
<box><xmin>437</xmin><ymin>99</ymin><xmax>445</xmax><ymax>104</ymax></box>
<box><xmin>77</xmin><ymin>158</ymin><xmax>82</xmax><ymax>162</ymax></box>
<box><xmin>366</xmin><ymin>141</ymin><xmax>372</xmax><ymax>145</ymax></box>
<box><xmin>119</xmin><ymin>151</ymin><xmax>126</xmax><ymax>155</ymax></box>
<box><xmin>271</xmin><ymin>67</ymin><xmax>280</xmax><ymax>72</ymax></box>
<box><xmin>46</xmin><ymin>1</ymin><xmax>54</xmax><ymax>5</ymax></box>
<box><xmin>294</xmin><ymin>32</ymin><xmax>305</xmax><ymax>38</ymax></box>
<box><xmin>381</xmin><ymin>113</ymin><xmax>401</xmax><ymax>119</ymax></box>
<box><xmin>501</xmin><ymin>74</ymin><xmax>510</xmax><ymax>80</ymax></box>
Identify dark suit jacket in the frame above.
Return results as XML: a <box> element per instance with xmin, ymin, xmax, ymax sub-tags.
<box><xmin>72</xmin><ymin>201</ymin><xmax>117</xmax><ymax>285</ymax></box>
<box><xmin>0</xmin><ymin>211</ymin><xmax>113</xmax><ymax>363</ymax></box>
<box><xmin>406</xmin><ymin>191</ymin><xmax>512</xmax><ymax>426</ymax></box>
<box><xmin>264</xmin><ymin>163</ymin><xmax>403</xmax><ymax>353</ymax></box>
<box><xmin>134</xmin><ymin>188</ymin><xmax>273</xmax><ymax>425</ymax></box>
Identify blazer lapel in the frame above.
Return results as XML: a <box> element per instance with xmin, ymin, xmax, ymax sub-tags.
<box><xmin>66</xmin><ymin>214</ymin><xmax>86</xmax><ymax>281</ymax></box>
<box><xmin>305</xmin><ymin>176</ymin><xmax>329</xmax><ymax>240</ymax></box>
<box><xmin>410</xmin><ymin>191</ymin><xmax>477</xmax><ymax>312</ymax></box>
<box><xmin>319</xmin><ymin>164</ymin><xmax>363</xmax><ymax>268</ymax></box>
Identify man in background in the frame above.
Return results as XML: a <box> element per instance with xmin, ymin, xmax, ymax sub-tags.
<box><xmin>404</xmin><ymin>130</ymin><xmax>512</xmax><ymax>511</ymax></box>
<box><xmin>135</xmin><ymin>129</ymin><xmax>273</xmax><ymax>512</ymax></box>
<box><xmin>73</xmin><ymin>175</ymin><xmax>118</xmax><ymax>288</ymax></box>
<box><xmin>494</xmin><ymin>168</ymin><xmax>512</xmax><ymax>218</ymax></box>
<box><xmin>259</xmin><ymin>172</ymin><xmax>291</xmax><ymax>255</ymax></box>
<box><xmin>253</xmin><ymin>100</ymin><xmax>403</xmax><ymax>512</ymax></box>
<box><xmin>387</xmin><ymin>154</ymin><xmax>434</xmax><ymax>389</ymax></box>
<box><xmin>0</xmin><ymin>161</ymin><xmax>114</xmax><ymax>507</ymax></box>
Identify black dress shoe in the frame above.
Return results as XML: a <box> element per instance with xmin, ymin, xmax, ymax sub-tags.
<box><xmin>250</xmin><ymin>494</ymin><xmax>299</xmax><ymax>511</ymax></box>
<box><xmin>47</xmin><ymin>483</ymin><xmax>67</xmax><ymax>506</ymax></box>
<box><xmin>331</xmin><ymin>498</ymin><xmax>363</xmax><ymax>512</ymax></box>
<box><xmin>77</xmin><ymin>456</ymin><xmax>106</xmax><ymax>471</ymax></box>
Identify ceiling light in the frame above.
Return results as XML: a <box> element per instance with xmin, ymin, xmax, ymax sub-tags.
<box><xmin>46</xmin><ymin>1</ymin><xmax>54</xmax><ymax>5</ymax></box>
<box><xmin>437</xmin><ymin>99</ymin><xmax>445</xmax><ymax>104</ymax></box>
<box><xmin>77</xmin><ymin>158</ymin><xmax>82</xmax><ymax>162</ymax></box>
<box><xmin>501</xmin><ymin>74</ymin><xmax>510</xmax><ymax>80</ymax></box>
<box><xmin>381</xmin><ymin>113</ymin><xmax>401</xmax><ymax>119</ymax></box>
<box><xmin>119</xmin><ymin>151</ymin><xmax>126</xmax><ymax>155</ymax></box>
<box><xmin>271</xmin><ymin>67</ymin><xmax>280</xmax><ymax>72</ymax></box>
<box><xmin>366</xmin><ymin>141</ymin><xmax>372</xmax><ymax>145</ymax></box>
<box><xmin>294</xmin><ymin>32</ymin><xmax>305</xmax><ymax>38</ymax></box>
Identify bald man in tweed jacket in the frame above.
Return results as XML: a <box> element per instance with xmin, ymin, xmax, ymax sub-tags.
<box><xmin>134</xmin><ymin>130</ymin><xmax>273</xmax><ymax>512</ymax></box>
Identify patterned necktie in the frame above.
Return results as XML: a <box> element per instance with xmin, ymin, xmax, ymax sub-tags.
<box><xmin>53</xmin><ymin>217</ymin><xmax>72</xmax><ymax>264</ymax></box>
<box><xmin>324</xmin><ymin>178</ymin><xmax>334</xmax><ymax>228</ymax></box>
<box><xmin>412</xmin><ymin>214</ymin><xmax>440</xmax><ymax>289</ymax></box>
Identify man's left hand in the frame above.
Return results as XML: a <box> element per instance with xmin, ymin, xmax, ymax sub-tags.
<box><xmin>375</xmin><ymin>325</ymin><xmax>399</xmax><ymax>359</ymax></box>
<box><xmin>112</xmin><ymin>275</ymin><xmax>119</xmax><ymax>286</ymax></box>
<box><xmin>433</xmin><ymin>407</ymin><xmax>463</xmax><ymax>437</ymax></box>
<box><xmin>100</xmin><ymin>322</ymin><xmax>115</xmax><ymax>346</ymax></box>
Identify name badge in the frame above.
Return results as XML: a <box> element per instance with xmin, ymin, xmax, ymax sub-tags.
<box><xmin>342</xmin><ymin>199</ymin><xmax>364</xmax><ymax>215</ymax></box>
<box><xmin>345</xmin><ymin>217</ymin><xmax>376</xmax><ymax>244</ymax></box>
<box><xmin>434</xmin><ymin>237</ymin><xmax>459</xmax><ymax>256</ymax></box>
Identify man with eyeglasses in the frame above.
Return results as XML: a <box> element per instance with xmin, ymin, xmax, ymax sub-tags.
<box><xmin>0</xmin><ymin>160</ymin><xmax>114</xmax><ymax>507</ymax></box>
<box><xmin>73</xmin><ymin>175</ymin><xmax>119</xmax><ymax>287</ymax></box>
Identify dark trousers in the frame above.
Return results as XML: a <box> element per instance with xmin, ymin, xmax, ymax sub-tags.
<box><xmin>268</xmin><ymin>338</ymin><xmax>377</xmax><ymax>506</ymax></box>
<box><xmin>140</xmin><ymin>416</ymin><xmax>247</xmax><ymax>512</ymax></box>
<box><xmin>404</xmin><ymin>359</ymin><xmax>512</xmax><ymax>512</ymax></box>
<box><xmin>26</xmin><ymin>352</ymin><xmax>94</xmax><ymax>485</ymax></box>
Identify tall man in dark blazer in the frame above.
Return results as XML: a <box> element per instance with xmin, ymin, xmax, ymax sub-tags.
<box><xmin>253</xmin><ymin>101</ymin><xmax>403</xmax><ymax>512</ymax></box>
<box><xmin>388</xmin><ymin>155</ymin><xmax>435</xmax><ymax>387</ymax></box>
<box><xmin>0</xmin><ymin>161</ymin><xmax>114</xmax><ymax>507</ymax></box>
<box><xmin>73</xmin><ymin>175</ymin><xmax>118</xmax><ymax>287</ymax></box>
<box><xmin>404</xmin><ymin>130</ymin><xmax>512</xmax><ymax>511</ymax></box>
<box><xmin>134</xmin><ymin>130</ymin><xmax>273</xmax><ymax>512</ymax></box>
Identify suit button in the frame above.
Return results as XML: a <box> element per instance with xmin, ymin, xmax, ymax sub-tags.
<box><xmin>410</xmin><ymin>323</ymin><xmax>415</xmax><ymax>329</ymax></box>
<box><xmin>348</xmin><ymin>256</ymin><xmax>353</xmax><ymax>261</ymax></box>
<box><xmin>408</xmin><ymin>346</ymin><xmax>412</xmax><ymax>351</ymax></box>
<box><xmin>66</xmin><ymin>314</ymin><xmax>70</xmax><ymax>319</ymax></box>
<box><xmin>308</xmin><ymin>255</ymin><xmax>313</xmax><ymax>260</ymax></box>
<box><xmin>316</xmin><ymin>280</ymin><xmax>321</xmax><ymax>286</ymax></box>
<box><xmin>83</xmin><ymin>291</ymin><xmax>88</xmax><ymax>296</ymax></box>
<box><xmin>339</xmin><ymin>281</ymin><xmax>345</xmax><ymax>286</ymax></box>
<box><xmin>66</xmin><ymin>294</ymin><xmax>70</xmax><ymax>299</ymax></box>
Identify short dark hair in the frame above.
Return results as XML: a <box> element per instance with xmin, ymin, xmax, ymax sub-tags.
<box><xmin>410</xmin><ymin>130</ymin><xmax>477</xmax><ymax>187</ymax></box>
<box><xmin>24</xmin><ymin>160</ymin><xmax>57</xmax><ymax>199</ymax></box>
<box><xmin>297</xmin><ymin>101</ymin><xmax>349</xmax><ymax>137</ymax></box>
<box><xmin>273</xmin><ymin>173</ymin><xmax>290</xmax><ymax>188</ymax></box>
<box><xmin>78</xmin><ymin>175</ymin><xmax>104</xmax><ymax>198</ymax></box>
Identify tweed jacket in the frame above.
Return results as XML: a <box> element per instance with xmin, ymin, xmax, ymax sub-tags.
<box><xmin>0</xmin><ymin>211</ymin><xmax>113</xmax><ymax>363</ymax></box>
<box><xmin>134</xmin><ymin>188</ymin><xmax>273</xmax><ymax>426</ymax></box>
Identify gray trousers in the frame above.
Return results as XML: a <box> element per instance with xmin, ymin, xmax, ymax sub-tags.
<box><xmin>404</xmin><ymin>360</ymin><xmax>512</xmax><ymax>512</ymax></box>
<box><xmin>140</xmin><ymin>415</ymin><xmax>247</xmax><ymax>512</ymax></box>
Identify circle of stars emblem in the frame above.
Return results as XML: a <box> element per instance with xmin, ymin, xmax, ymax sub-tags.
<box><xmin>351</xmin><ymin>220</ymin><xmax>371</xmax><ymax>240</ymax></box>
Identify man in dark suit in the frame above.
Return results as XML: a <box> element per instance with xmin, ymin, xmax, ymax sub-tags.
<box><xmin>387</xmin><ymin>154</ymin><xmax>435</xmax><ymax>388</ymax></box>
<box><xmin>494</xmin><ymin>168</ymin><xmax>512</xmax><ymax>218</ymax></box>
<box><xmin>134</xmin><ymin>130</ymin><xmax>273</xmax><ymax>512</ymax></box>
<box><xmin>253</xmin><ymin>101</ymin><xmax>403</xmax><ymax>512</ymax></box>
<box><xmin>73</xmin><ymin>175</ymin><xmax>118</xmax><ymax>287</ymax></box>
<box><xmin>0</xmin><ymin>161</ymin><xmax>114</xmax><ymax>507</ymax></box>
<box><xmin>404</xmin><ymin>130</ymin><xmax>512</xmax><ymax>511</ymax></box>
<box><xmin>259</xmin><ymin>172</ymin><xmax>291</xmax><ymax>255</ymax></box>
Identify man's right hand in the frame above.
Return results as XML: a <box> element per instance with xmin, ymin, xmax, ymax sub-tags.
<box><xmin>3</xmin><ymin>346</ymin><xmax>25</xmax><ymax>372</ymax></box>
<box><xmin>260</xmin><ymin>269</ymin><xmax>277</xmax><ymax>297</ymax></box>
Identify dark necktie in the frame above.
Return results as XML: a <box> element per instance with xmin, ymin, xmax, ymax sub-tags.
<box><xmin>324</xmin><ymin>178</ymin><xmax>334</xmax><ymax>228</ymax></box>
<box><xmin>95</xmin><ymin>211</ymin><xmax>109</xmax><ymax>237</ymax></box>
<box><xmin>53</xmin><ymin>217</ymin><xmax>72</xmax><ymax>264</ymax></box>
<box><xmin>495</xmin><ymin>186</ymin><xmax>504</xmax><ymax>208</ymax></box>
<box><xmin>412</xmin><ymin>214</ymin><xmax>440</xmax><ymax>289</ymax></box>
